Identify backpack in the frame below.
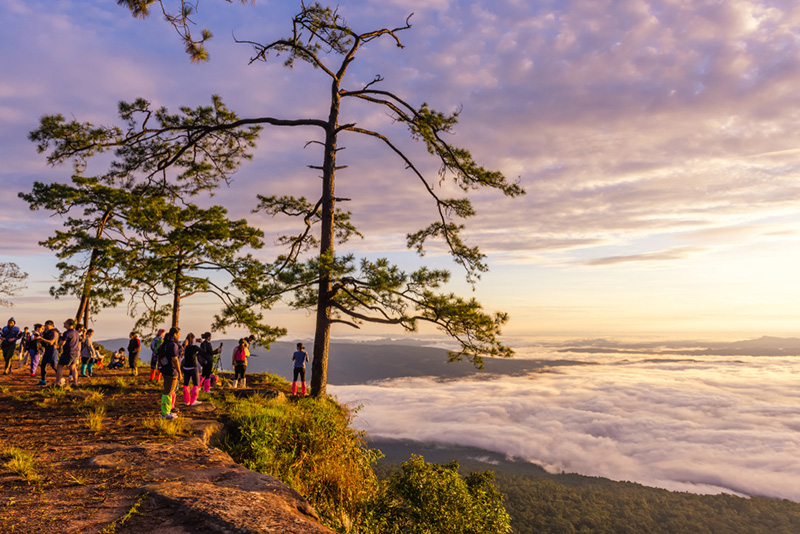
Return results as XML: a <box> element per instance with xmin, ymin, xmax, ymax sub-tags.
<box><xmin>234</xmin><ymin>346</ymin><xmax>246</xmax><ymax>362</ymax></box>
<box><xmin>156</xmin><ymin>340</ymin><xmax>172</xmax><ymax>368</ymax></box>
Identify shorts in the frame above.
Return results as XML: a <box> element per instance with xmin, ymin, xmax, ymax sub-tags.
<box><xmin>58</xmin><ymin>351</ymin><xmax>79</xmax><ymax>367</ymax></box>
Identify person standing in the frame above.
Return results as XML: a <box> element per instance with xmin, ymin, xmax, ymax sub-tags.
<box><xmin>127</xmin><ymin>332</ymin><xmax>141</xmax><ymax>376</ymax></box>
<box><xmin>181</xmin><ymin>333</ymin><xmax>202</xmax><ymax>406</ymax></box>
<box><xmin>231</xmin><ymin>338</ymin><xmax>249</xmax><ymax>388</ymax></box>
<box><xmin>27</xmin><ymin>323</ymin><xmax>44</xmax><ymax>377</ymax></box>
<box><xmin>1</xmin><ymin>318</ymin><xmax>21</xmax><ymax>375</ymax></box>
<box><xmin>158</xmin><ymin>327</ymin><xmax>183</xmax><ymax>419</ymax></box>
<box><xmin>291</xmin><ymin>342</ymin><xmax>309</xmax><ymax>395</ymax></box>
<box><xmin>56</xmin><ymin>318</ymin><xmax>80</xmax><ymax>387</ymax></box>
<box><xmin>198</xmin><ymin>332</ymin><xmax>221</xmax><ymax>393</ymax></box>
<box><xmin>80</xmin><ymin>329</ymin><xmax>97</xmax><ymax>377</ymax></box>
<box><xmin>149</xmin><ymin>328</ymin><xmax>165</xmax><ymax>381</ymax></box>
<box><xmin>16</xmin><ymin>326</ymin><xmax>30</xmax><ymax>369</ymax></box>
<box><xmin>38</xmin><ymin>321</ymin><xmax>59</xmax><ymax>385</ymax></box>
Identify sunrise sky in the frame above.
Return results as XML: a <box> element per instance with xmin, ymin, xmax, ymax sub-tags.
<box><xmin>3</xmin><ymin>0</ymin><xmax>800</xmax><ymax>341</ymax></box>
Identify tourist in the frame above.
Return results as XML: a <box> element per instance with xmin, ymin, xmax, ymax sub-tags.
<box><xmin>292</xmin><ymin>342</ymin><xmax>309</xmax><ymax>395</ymax></box>
<box><xmin>127</xmin><ymin>331</ymin><xmax>141</xmax><ymax>376</ymax></box>
<box><xmin>109</xmin><ymin>348</ymin><xmax>126</xmax><ymax>369</ymax></box>
<box><xmin>148</xmin><ymin>328</ymin><xmax>165</xmax><ymax>381</ymax></box>
<box><xmin>158</xmin><ymin>327</ymin><xmax>182</xmax><ymax>419</ymax></box>
<box><xmin>80</xmin><ymin>329</ymin><xmax>97</xmax><ymax>377</ymax></box>
<box><xmin>232</xmin><ymin>338</ymin><xmax>249</xmax><ymax>388</ymax></box>
<box><xmin>181</xmin><ymin>333</ymin><xmax>202</xmax><ymax>405</ymax></box>
<box><xmin>38</xmin><ymin>320</ymin><xmax>59</xmax><ymax>385</ymax></box>
<box><xmin>55</xmin><ymin>318</ymin><xmax>80</xmax><ymax>387</ymax></box>
<box><xmin>16</xmin><ymin>326</ymin><xmax>30</xmax><ymax>369</ymax></box>
<box><xmin>1</xmin><ymin>318</ymin><xmax>21</xmax><ymax>375</ymax></box>
<box><xmin>26</xmin><ymin>323</ymin><xmax>44</xmax><ymax>377</ymax></box>
<box><xmin>198</xmin><ymin>332</ymin><xmax>221</xmax><ymax>393</ymax></box>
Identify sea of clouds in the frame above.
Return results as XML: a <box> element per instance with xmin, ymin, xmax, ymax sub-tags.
<box><xmin>330</xmin><ymin>347</ymin><xmax>800</xmax><ymax>501</ymax></box>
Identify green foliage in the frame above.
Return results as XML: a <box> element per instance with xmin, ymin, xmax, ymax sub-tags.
<box><xmin>29</xmin><ymin>95</ymin><xmax>260</xmax><ymax>194</ymax></box>
<box><xmin>368</xmin><ymin>455</ymin><xmax>511</xmax><ymax>534</ymax></box>
<box><xmin>0</xmin><ymin>262</ymin><xmax>27</xmax><ymax>307</ymax></box>
<box><xmin>41</xmin><ymin>2</ymin><xmax>524</xmax><ymax>395</ymax></box>
<box><xmin>222</xmin><ymin>394</ymin><xmax>382</xmax><ymax>532</ymax></box>
<box><xmin>492</xmin><ymin>472</ymin><xmax>800</xmax><ymax>534</ymax></box>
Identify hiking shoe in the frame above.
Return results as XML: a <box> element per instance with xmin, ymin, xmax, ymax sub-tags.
<box><xmin>37</xmin><ymin>380</ymin><xmax>47</xmax><ymax>386</ymax></box>
<box><xmin>162</xmin><ymin>413</ymin><xmax>177</xmax><ymax>420</ymax></box>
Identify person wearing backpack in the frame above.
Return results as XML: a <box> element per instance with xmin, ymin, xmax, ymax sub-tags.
<box><xmin>127</xmin><ymin>332</ymin><xmax>141</xmax><ymax>376</ymax></box>
<box><xmin>231</xmin><ymin>338</ymin><xmax>249</xmax><ymax>388</ymax></box>
<box><xmin>181</xmin><ymin>333</ymin><xmax>202</xmax><ymax>406</ymax></box>
<box><xmin>158</xmin><ymin>327</ymin><xmax>183</xmax><ymax>419</ymax></box>
<box><xmin>199</xmin><ymin>332</ymin><xmax>221</xmax><ymax>393</ymax></box>
<box><xmin>148</xmin><ymin>328</ymin><xmax>165</xmax><ymax>381</ymax></box>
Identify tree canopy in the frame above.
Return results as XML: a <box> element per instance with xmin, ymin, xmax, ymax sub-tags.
<box><xmin>30</xmin><ymin>1</ymin><xmax>525</xmax><ymax>395</ymax></box>
<box><xmin>0</xmin><ymin>263</ymin><xmax>28</xmax><ymax>308</ymax></box>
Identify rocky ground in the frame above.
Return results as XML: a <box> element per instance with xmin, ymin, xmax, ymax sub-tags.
<box><xmin>0</xmin><ymin>362</ymin><xmax>333</xmax><ymax>534</ymax></box>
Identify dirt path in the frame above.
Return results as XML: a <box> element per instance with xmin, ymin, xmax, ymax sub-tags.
<box><xmin>0</xmin><ymin>365</ymin><xmax>331</xmax><ymax>534</ymax></box>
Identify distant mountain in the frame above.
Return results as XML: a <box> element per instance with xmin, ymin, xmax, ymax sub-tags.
<box><xmin>97</xmin><ymin>338</ymin><xmax>587</xmax><ymax>384</ymax></box>
<box><xmin>558</xmin><ymin>336</ymin><xmax>800</xmax><ymax>356</ymax></box>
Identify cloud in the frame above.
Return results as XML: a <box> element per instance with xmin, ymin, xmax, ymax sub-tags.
<box><xmin>331</xmin><ymin>352</ymin><xmax>800</xmax><ymax>501</ymax></box>
<box><xmin>578</xmin><ymin>246</ymin><xmax>707</xmax><ymax>266</ymax></box>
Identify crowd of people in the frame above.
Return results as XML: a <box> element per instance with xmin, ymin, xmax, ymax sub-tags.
<box><xmin>0</xmin><ymin>317</ymin><xmax>311</xmax><ymax>419</ymax></box>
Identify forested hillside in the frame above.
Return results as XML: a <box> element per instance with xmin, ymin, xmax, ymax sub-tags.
<box><xmin>374</xmin><ymin>439</ymin><xmax>800</xmax><ymax>533</ymax></box>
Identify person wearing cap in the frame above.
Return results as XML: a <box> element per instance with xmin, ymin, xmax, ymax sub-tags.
<box><xmin>1</xmin><ymin>317</ymin><xmax>21</xmax><ymax>374</ymax></box>
<box><xmin>149</xmin><ymin>328</ymin><xmax>166</xmax><ymax>381</ymax></box>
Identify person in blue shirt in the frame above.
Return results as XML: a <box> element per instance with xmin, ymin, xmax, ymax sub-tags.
<box><xmin>1</xmin><ymin>317</ymin><xmax>21</xmax><ymax>375</ymax></box>
<box><xmin>291</xmin><ymin>342</ymin><xmax>309</xmax><ymax>395</ymax></box>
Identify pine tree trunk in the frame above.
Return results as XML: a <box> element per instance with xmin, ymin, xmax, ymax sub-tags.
<box><xmin>310</xmin><ymin>88</ymin><xmax>341</xmax><ymax>397</ymax></box>
<box><xmin>172</xmin><ymin>263</ymin><xmax>182</xmax><ymax>329</ymax></box>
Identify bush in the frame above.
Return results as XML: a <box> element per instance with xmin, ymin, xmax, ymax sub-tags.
<box><xmin>222</xmin><ymin>394</ymin><xmax>381</xmax><ymax>532</ymax></box>
<box><xmin>368</xmin><ymin>454</ymin><xmax>511</xmax><ymax>534</ymax></box>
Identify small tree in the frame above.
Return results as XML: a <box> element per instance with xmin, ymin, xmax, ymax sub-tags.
<box><xmin>31</xmin><ymin>2</ymin><xmax>525</xmax><ymax>396</ymax></box>
<box><xmin>124</xmin><ymin>201</ymin><xmax>285</xmax><ymax>341</ymax></box>
<box><xmin>370</xmin><ymin>455</ymin><xmax>511</xmax><ymax>534</ymax></box>
<box><xmin>19</xmin><ymin>176</ymin><xmax>133</xmax><ymax>325</ymax></box>
<box><xmin>0</xmin><ymin>263</ymin><xmax>28</xmax><ymax>308</ymax></box>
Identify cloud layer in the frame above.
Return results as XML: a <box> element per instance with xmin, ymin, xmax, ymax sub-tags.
<box><xmin>331</xmin><ymin>352</ymin><xmax>800</xmax><ymax>501</ymax></box>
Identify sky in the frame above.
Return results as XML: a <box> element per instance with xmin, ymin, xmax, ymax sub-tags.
<box><xmin>3</xmin><ymin>0</ymin><xmax>800</xmax><ymax>341</ymax></box>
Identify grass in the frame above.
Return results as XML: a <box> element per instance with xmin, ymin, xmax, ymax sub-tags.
<box><xmin>85</xmin><ymin>405</ymin><xmax>106</xmax><ymax>432</ymax></box>
<box><xmin>83</xmin><ymin>391</ymin><xmax>105</xmax><ymax>407</ymax></box>
<box><xmin>99</xmin><ymin>492</ymin><xmax>148</xmax><ymax>534</ymax></box>
<box><xmin>222</xmin><ymin>393</ymin><xmax>382</xmax><ymax>532</ymax></box>
<box><xmin>0</xmin><ymin>444</ymin><xmax>41</xmax><ymax>484</ymax></box>
<box><xmin>35</xmin><ymin>385</ymin><xmax>70</xmax><ymax>408</ymax></box>
<box><xmin>141</xmin><ymin>415</ymin><xmax>188</xmax><ymax>439</ymax></box>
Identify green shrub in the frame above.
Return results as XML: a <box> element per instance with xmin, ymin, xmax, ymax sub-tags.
<box><xmin>368</xmin><ymin>455</ymin><xmax>511</xmax><ymax>534</ymax></box>
<box><xmin>223</xmin><ymin>394</ymin><xmax>381</xmax><ymax>532</ymax></box>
